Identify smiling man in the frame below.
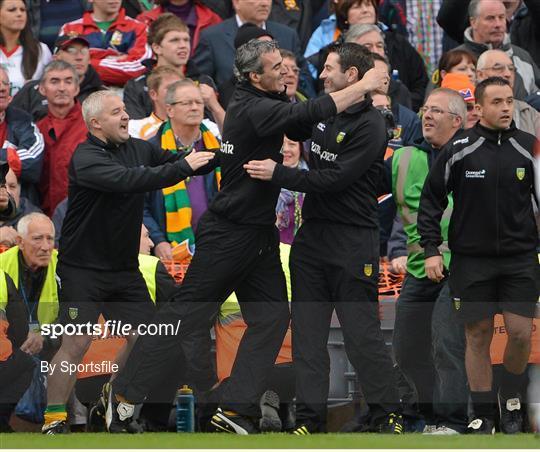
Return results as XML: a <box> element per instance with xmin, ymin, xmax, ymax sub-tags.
<box><xmin>41</xmin><ymin>89</ymin><xmax>215</xmax><ymax>434</ymax></box>
<box><xmin>108</xmin><ymin>39</ymin><xmax>389</xmax><ymax>435</ymax></box>
<box><xmin>418</xmin><ymin>76</ymin><xmax>539</xmax><ymax>434</ymax></box>
<box><xmin>36</xmin><ymin>60</ymin><xmax>88</xmax><ymax>216</ymax></box>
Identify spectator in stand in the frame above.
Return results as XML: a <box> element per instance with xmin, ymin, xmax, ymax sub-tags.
<box><xmin>345</xmin><ymin>25</ymin><xmax>412</xmax><ymax>109</ymax></box>
<box><xmin>0</xmin><ymin>213</ymin><xmax>58</xmax><ymax>358</ymax></box>
<box><xmin>0</xmin><ymin>270</ymin><xmax>34</xmax><ymax>433</ymax></box>
<box><xmin>370</xmin><ymin>53</ymin><xmax>422</xmax><ymax>151</ymax></box>
<box><xmin>128</xmin><ymin>65</ymin><xmax>183</xmax><ymax>140</ymax></box>
<box><xmin>432</xmin><ymin>49</ymin><xmax>477</xmax><ymax>88</ymax></box>
<box><xmin>11</xmin><ymin>35</ymin><xmax>106</xmax><ymax>122</ymax></box>
<box><xmin>136</xmin><ymin>0</ymin><xmax>222</xmax><ymax>54</ymax></box>
<box><xmin>276</xmin><ymin>135</ymin><xmax>306</xmax><ymax>245</ymax></box>
<box><xmin>59</xmin><ymin>0</ymin><xmax>152</xmax><ymax>87</ymax></box>
<box><xmin>193</xmin><ymin>0</ymin><xmax>310</xmax><ymax>93</ymax></box>
<box><xmin>305</xmin><ymin>0</ymin><xmax>428</xmax><ymax>111</ymax></box>
<box><xmin>0</xmin><ymin>67</ymin><xmax>44</xmax><ymax>205</ymax></box>
<box><xmin>123</xmin><ymin>13</ymin><xmax>220</xmax><ymax>121</ymax></box>
<box><xmin>37</xmin><ymin>61</ymin><xmax>88</xmax><ymax>217</ymax></box>
<box><xmin>440</xmin><ymin>73</ymin><xmax>480</xmax><ymax>130</ymax></box>
<box><xmin>0</xmin><ymin>168</ymin><xmax>41</xmax><ymax>248</ymax></box>
<box><xmin>476</xmin><ymin>49</ymin><xmax>539</xmax><ymax>138</ymax></box>
<box><xmin>450</xmin><ymin>0</ymin><xmax>539</xmax><ymax>101</ymax></box>
<box><xmin>0</xmin><ymin>0</ymin><xmax>52</xmax><ymax>96</ymax></box>
<box><xmin>280</xmin><ymin>49</ymin><xmax>308</xmax><ymax>102</ymax></box>
<box><xmin>438</xmin><ymin>0</ymin><xmax>540</xmax><ymax>66</ymax></box>
<box><xmin>26</xmin><ymin>0</ymin><xmax>90</xmax><ymax>51</ymax></box>
<box><xmin>144</xmin><ymin>79</ymin><xmax>221</xmax><ymax>260</ymax></box>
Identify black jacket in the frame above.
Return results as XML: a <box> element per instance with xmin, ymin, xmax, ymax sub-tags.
<box><xmin>59</xmin><ymin>134</ymin><xmax>194</xmax><ymax>271</ymax></box>
<box><xmin>209</xmin><ymin>81</ymin><xmax>336</xmax><ymax>226</ymax></box>
<box><xmin>123</xmin><ymin>59</ymin><xmax>215</xmax><ymax>120</ymax></box>
<box><xmin>437</xmin><ymin>0</ymin><xmax>540</xmax><ymax>65</ymax></box>
<box><xmin>272</xmin><ymin>96</ymin><xmax>387</xmax><ymax>228</ymax></box>
<box><xmin>418</xmin><ymin>122</ymin><xmax>538</xmax><ymax>258</ymax></box>
<box><xmin>10</xmin><ymin>65</ymin><xmax>105</xmax><ymax>122</ymax></box>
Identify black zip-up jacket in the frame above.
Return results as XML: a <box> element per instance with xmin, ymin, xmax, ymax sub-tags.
<box><xmin>10</xmin><ymin>65</ymin><xmax>105</xmax><ymax>122</ymax></box>
<box><xmin>209</xmin><ymin>81</ymin><xmax>336</xmax><ymax>226</ymax></box>
<box><xmin>418</xmin><ymin>122</ymin><xmax>537</xmax><ymax>258</ymax></box>
<box><xmin>59</xmin><ymin>134</ymin><xmax>194</xmax><ymax>271</ymax></box>
<box><xmin>272</xmin><ymin>97</ymin><xmax>387</xmax><ymax>228</ymax></box>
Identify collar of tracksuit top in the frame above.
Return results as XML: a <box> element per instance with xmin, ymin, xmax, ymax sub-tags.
<box><xmin>87</xmin><ymin>133</ymin><xmax>121</xmax><ymax>151</ymax></box>
<box><xmin>473</xmin><ymin>121</ymin><xmax>519</xmax><ymax>144</ymax></box>
<box><xmin>236</xmin><ymin>80</ymin><xmax>289</xmax><ymax>102</ymax></box>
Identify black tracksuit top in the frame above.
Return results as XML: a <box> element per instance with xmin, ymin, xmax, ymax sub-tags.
<box><xmin>418</xmin><ymin>122</ymin><xmax>538</xmax><ymax>258</ymax></box>
<box><xmin>272</xmin><ymin>97</ymin><xmax>387</xmax><ymax>228</ymax></box>
<box><xmin>209</xmin><ymin>82</ymin><xmax>337</xmax><ymax>226</ymax></box>
<box><xmin>59</xmin><ymin>134</ymin><xmax>192</xmax><ymax>271</ymax></box>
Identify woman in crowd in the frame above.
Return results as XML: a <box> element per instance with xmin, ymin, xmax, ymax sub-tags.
<box><xmin>0</xmin><ymin>0</ymin><xmax>51</xmax><ymax>95</ymax></box>
<box><xmin>431</xmin><ymin>49</ymin><xmax>477</xmax><ymax>87</ymax></box>
<box><xmin>276</xmin><ymin>136</ymin><xmax>308</xmax><ymax>245</ymax></box>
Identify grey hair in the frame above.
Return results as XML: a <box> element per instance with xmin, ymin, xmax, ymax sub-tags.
<box><xmin>344</xmin><ymin>24</ymin><xmax>383</xmax><ymax>44</ymax></box>
<box><xmin>164</xmin><ymin>78</ymin><xmax>199</xmax><ymax>105</ymax></box>
<box><xmin>81</xmin><ymin>90</ymin><xmax>117</xmax><ymax>129</ymax></box>
<box><xmin>476</xmin><ymin>49</ymin><xmax>509</xmax><ymax>70</ymax></box>
<box><xmin>234</xmin><ymin>39</ymin><xmax>279</xmax><ymax>82</ymax></box>
<box><xmin>468</xmin><ymin>0</ymin><xmax>482</xmax><ymax>18</ymax></box>
<box><xmin>40</xmin><ymin>60</ymin><xmax>80</xmax><ymax>86</ymax></box>
<box><xmin>429</xmin><ymin>88</ymin><xmax>468</xmax><ymax>128</ymax></box>
<box><xmin>17</xmin><ymin>213</ymin><xmax>55</xmax><ymax>238</ymax></box>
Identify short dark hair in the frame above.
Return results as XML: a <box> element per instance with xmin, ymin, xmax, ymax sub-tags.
<box><xmin>370</xmin><ymin>52</ymin><xmax>390</xmax><ymax>68</ymax></box>
<box><xmin>475</xmin><ymin>76</ymin><xmax>512</xmax><ymax>104</ymax></box>
<box><xmin>148</xmin><ymin>13</ymin><xmax>189</xmax><ymax>46</ymax></box>
<box><xmin>327</xmin><ymin>42</ymin><xmax>374</xmax><ymax>80</ymax></box>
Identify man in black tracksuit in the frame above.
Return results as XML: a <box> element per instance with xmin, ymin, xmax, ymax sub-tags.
<box><xmin>41</xmin><ymin>90</ymin><xmax>215</xmax><ymax>434</ymax></box>
<box><xmin>110</xmin><ymin>39</ymin><xmax>389</xmax><ymax>434</ymax></box>
<box><xmin>418</xmin><ymin>77</ymin><xmax>539</xmax><ymax>434</ymax></box>
<box><xmin>245</xmin><ymin>43</ymin><xmax>402</xmax><ymax>434</ymax></box>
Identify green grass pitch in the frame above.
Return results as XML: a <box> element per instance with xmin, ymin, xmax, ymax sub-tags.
<box><xmin>1</xmin><ymin>433</ymin><xmax>539</xmax><ymax>449</ymax></box>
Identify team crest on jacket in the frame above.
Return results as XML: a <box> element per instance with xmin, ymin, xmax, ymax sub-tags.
<box><xmin>453</xmin><ymin>298</ymin><xmax>461</xmax><ymax>310</ymax></box>
<box><xmin>284</xmin><ymin>0</ymin><xmax>299</xmax><ymax>10</ymax></box>
<box><xmin>363</xmin><ymin>263</ymin><xmax>373</xmax><ymax>277</ymax></box>
<box><xmin>516</xmin><ymin>168</ymin><xmax>525</xmax><ymax>180</ymax></box>
<box><xmin>110</xmin><ymin>31</ymin><xmax>123</xmax><ymax>47</ymax></box>
<box><xmin>336</xmin><ymin>131</ymin><xmax>346</xmax><ymax>143</ymax></box>
<box><xmin>69</xmin><ymin>307</ymin><xmax>78</xmax><ymax>320</ymax></box>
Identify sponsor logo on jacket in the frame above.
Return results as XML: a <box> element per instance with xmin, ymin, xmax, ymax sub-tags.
<box><xmin>220</xmin><ymin>141</ymin><xmax>234</xmax><ymax>155</ymax></box>
<box><xmin>465</xmin><ymin>169</ymin><xmax>486</xmax><ymax>179</ymax></box>
<box><xmin>311</xmin><ymin>141</ymin><xmax>337</xmax><ymax>162</ymax></box>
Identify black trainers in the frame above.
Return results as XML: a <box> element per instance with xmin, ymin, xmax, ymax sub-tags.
<box><xmin>42</xmin><ymin>420</ymin><xmax>69</xmax><ymax>435</ymax></box>
<box><xmin>292</xmin><ymin>424</ymin><xmax>312</xmax><ymax>435</ymax></box>
<box><xmin>104</xmin><ymin>384</ymin><xmax>140</xmax><ymax>434</ymax></box>
<box><xmin>376</xmin><ymin>413</ymin><xmax>404</xmax><ymax>434</ymax></box>
<box><xmin>259</xmin><ymin>390</ymin><xmax>282</xmax><ymax>432</ymax></box>
<box><xmin>209</xmin><ymin>408</ymin><xmax>258</xmax><ymax>434</ymax></box>
<box><xmin>498</xmin><ymin>392</ymin><xmax>524</xmax><ymax>434</ymax></box>
<box><xmin>466</xmin><ymin>417</ymin><xmax>495</xmax><ymax>434</ymax></box>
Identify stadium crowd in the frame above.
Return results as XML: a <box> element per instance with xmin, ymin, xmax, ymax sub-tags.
<box><xmin>0</xmin><ymin>0</ymin><xmax>539</xmax><ymax>437</ymax></box>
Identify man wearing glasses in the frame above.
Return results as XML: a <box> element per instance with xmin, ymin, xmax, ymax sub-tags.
<box><xmin>418</xmin><ymin>77</ymin><xmax>539</xmax><ymax>434</ymax></box>
<box><xmin>476</xmin><ymin>49</ymin><xmax>540</xmax><ymax>138</ymax></box>
<box><xmin>11</xmin><ymin>35</ymin><xmax>106</xmax><ymax>122</ymax></box>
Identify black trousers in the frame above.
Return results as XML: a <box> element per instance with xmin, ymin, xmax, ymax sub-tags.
<box><xmin>113</xmin><ymin>211</ymin><xmax>290</xmax><ymax>418</ymax></box>
<box><xmin>290</xmin><ymin>222</ymin><xmax>400</xmax><ymax>431</ymax></box>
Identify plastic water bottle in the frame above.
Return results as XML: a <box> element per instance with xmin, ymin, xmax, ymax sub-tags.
<box><xmin>176</xmin><ymin>385</ymin><xmax>195</xmax><ymax>432</ymax></box>
<box><xmin>391</xmin><ymin>69</ymin><xmax>399</xmax><ymax>81</ymax></box>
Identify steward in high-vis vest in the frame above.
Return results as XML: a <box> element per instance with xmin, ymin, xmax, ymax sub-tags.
<box><xmin>0</xmin><ymin>213</ymin><xmax>59</xmax><ymax>358</ymax></box>
<box><xmin>390</xmin><ymin>88</ymin><xmax>469</xmax><ymax>434</ymax></box>
<box><xmin>0</xmin><ymin>270</ymin><xmax>35</xmax><ymax>432</ymax></box>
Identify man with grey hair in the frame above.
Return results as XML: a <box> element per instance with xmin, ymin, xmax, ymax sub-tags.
<box><xmin>40</xmin><ymin>90</ymin><xmax>215</xmax><ymax>435</ymax></box>
<box><xmin>452</xmin><ymin>0</ymin><xmax>540</xmax><ymax>101</ymax></box>
<box><xmin>109</xmin><ymin>38</ymin><xmax>389</xmax><ymax>435</ymax></box>
<box><xmin>36</xmin><ymin>60</ymin><xmax>88</xmax><ymax>217</ymax></box>
<box><xmin>385</xmin><ymin>88</ymin><xmax>470</xmax><ymax>435</ymax></box>
<box><xmin>476</xmin><ymin>49</ymin><xmax>540</xmax><ymax>138</ymax></box>
<box><xmin>0</xmin><ymin>212</ymin><xmax>57</xmax><ymax>359</ymax></box>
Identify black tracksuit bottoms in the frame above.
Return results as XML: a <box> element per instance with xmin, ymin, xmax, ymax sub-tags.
<box><xmin>113</xmin><ymin>211</ymin><xmax>290</xmax><ymax>418</ymax></box>
<box><xmin>290</xmin><ymin>221</ymin><xmax>400</xmax><ymax>431</ymax></box>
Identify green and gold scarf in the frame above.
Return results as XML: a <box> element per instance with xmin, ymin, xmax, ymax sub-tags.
<box><xmin>160</xmin><ymin>120</ymin><xmax>221</xmax><ymax>249</ymax></box>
